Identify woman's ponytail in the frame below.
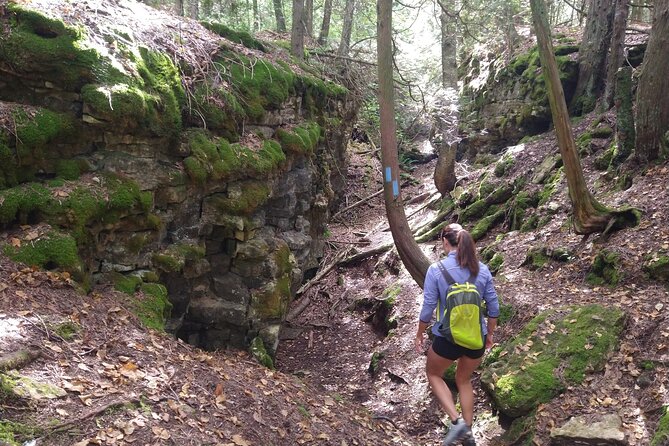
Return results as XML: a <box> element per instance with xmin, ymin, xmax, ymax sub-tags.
<box><xmin>456</xmin><ymin>229</ymin><xmax>480</xmax><ymax>277</ymax></box>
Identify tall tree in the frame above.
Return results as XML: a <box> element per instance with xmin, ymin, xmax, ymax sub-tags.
<box><xmin>377</xmin><ymin>0</ymin><xmax>431</xmax><ymax>287</ymax></box>
<box><xmin>188</xmin><ymin>0</ymin><xmax>199</xmax><ymax>19</ymax></box>
<box><xmin>570</xmin><ymin>0</ymin><xmax>615</xmax><ymax>114</ymax></box>
<box><xmin>253</xmin><ymin>0</ymin><xmax>260</xmax><ymax>31</ymax></box>
<box><xmin>291</xmin><ymin>0</ymin><xmax>306</xmax><ymax>59</ymax></box>
<box><xmin>273</xmin><ymin>0</ymin><xmax>287</xmax><ymax>32</ymax></box>
<box><xmin>438</xmin><ymin>3</ymin><xmax>457</xmax><ymax>88</ymax></box>
<box><xmin>338</xmin><ymin>0</ymin><xmax>356</xmax><ymax>56</ymax></box>
<box><xmin>318</xmin><ymin>0</ymin><xmax>333</xmax><ymax>45</ymax></box>
<box><xmin>175</xmin><ymin>0</ymin><xmax>184</xmax><ymax>16</ymax></box>
<box><xmin>602</xmin><ymin>0</ymin><xmax>631</xmax><ymax>110</ymax></box>
<box><xmin>635</xmin><ymin>0</ymin><xmax>669</xmax><ymax>163</ymax></box>
<box><xmin>305</xmin><ymin>0</ymin><xmax>314</xmax><ymax>38</ymax></box>
<box><xmin>530</xmin><ymin>0</ymin><xmax>638</xmax><ymax>234</ymax></box>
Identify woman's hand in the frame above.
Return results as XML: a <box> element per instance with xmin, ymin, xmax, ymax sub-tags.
<box><xmin>414</xmin><ymin>333</ymin><xmax>426</xmax><ymax>353</ymax></box>
<box><xmin>485</xmin><ymin>332</ymin><xmax>494</xmax><ymax>350</ymax></box>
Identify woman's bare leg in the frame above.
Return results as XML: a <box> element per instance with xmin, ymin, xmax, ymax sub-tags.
<box><xmin>454</xmin><ymin>355</ymin><xmax>482</xmax><ymax>426</ymax></box>
<box><xmin>426</xmin><ymin>347</ymin><xmax>459</xmax><ymax>422</ymax></box>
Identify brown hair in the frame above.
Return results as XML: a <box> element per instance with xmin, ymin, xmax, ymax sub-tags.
<box><xmin>441</xmin><ymin>223</ymin><xmax>480</xmax><ymax>277</ymax></box>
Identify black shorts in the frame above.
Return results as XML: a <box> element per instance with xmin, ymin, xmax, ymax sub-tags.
<box><xmin>432</xmin><ymin>336</ymin><xmax>485</xmax><ymax>360</ymax></box>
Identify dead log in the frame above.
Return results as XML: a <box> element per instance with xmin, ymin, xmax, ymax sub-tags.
<box><xmin>0</xmin><ymin>348</ymin><xmax>41</xmax><ymax>372</ymax></box>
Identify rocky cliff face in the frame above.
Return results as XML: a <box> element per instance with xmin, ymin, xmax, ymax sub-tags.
<box><xmin>0</xmin><ymin>1</ymin><xmax>358</xmax><ymax>354</ymax></box>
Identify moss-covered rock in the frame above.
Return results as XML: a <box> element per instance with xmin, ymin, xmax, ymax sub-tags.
<box><xmin>0</xmin><ymin>5</ymin><xmax>99</xmax><ymax>90</ymax></box>
<box><xmin>586</xmin><ymin>250</ymin><xmax>622</xmax><ymax>286</ymax></box>
<box><xmin>209</xmin><ymin>181</ymin><xmax>270</xmax><ymax>216</ymax></box>
<box><xmin>136</xmin><ymin>282</ymin><xmax>172</xmax><ymax>330</ymax></box>
<box><xmin>202</xmin><ymin>22</ymin><xmax>266</xmax><ymax>51</ymax></box>
<box><xmin>3</xmin><ymin>229</ymin><xmax>82</xmax><ymax>275</ymax></box>
<box><xmin>652</xmin><ymin>406</ymin><xmax>669</xmax><ymax>446</ymax></box>
<box><xmin>521</xmin><ymin>246</ymin><xmax>572</xmax><ymax>270</ymax></box>
<box><xmin>502</xmin><ymin>411</ymin><xmax>537</xmax><ymax>445</ymax></box>
<box><xmin>152</xmin><ymin>242</ymin><xmax>205</xmax><ymax>274</ymax></box>
<box><xmin>643</xmin><ymin>254</ymin><xmax>669</xmax><ymax>283</ymax></box>
<box><xmin>250</xmin><ymin>336</ymin><xmax>275</xmax><ymax>369</ymax></box>
<box><xmin>0</xmin><ymin>419</ymin><xmax>42</xmax><ymax>446</ymax></box>
<box><xmin>250</xmin><ymin>276</ymin><xmax>291</xmax><ymax>320</ymax></box>
<box><xmin>481</xmin><ymin>304</ymin><xmax>625</xmax><ymax>417</ymax></box>
<box><xmin>277</xmin><ymin>122</ymin><xmax>321</xmax><ymax>154</ymax></box>
<box><xmin>470</xmin><ymin>209</ymin><xmax>505</xmax><ymax>241</ymax></box>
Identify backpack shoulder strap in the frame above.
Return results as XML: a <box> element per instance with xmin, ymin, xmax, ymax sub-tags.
<box><xmin>436</xmin><ymin>260</ymin><xmax>456</xmax><ymax>285</ymax></box>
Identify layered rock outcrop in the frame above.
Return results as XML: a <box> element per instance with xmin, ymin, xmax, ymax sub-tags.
<box><xmin>0</xmin><ymin>1</ymin><xmax>358</xmax><ymax>353</ymax></box>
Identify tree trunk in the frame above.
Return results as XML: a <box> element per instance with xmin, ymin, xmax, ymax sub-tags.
<box><xmin>571</xmin><ymin>0</ymin><xmax>616</xmax><ymax>114</ymax></box>
<box><xmin>611</xmin><ymin>66</ymin><xmax>635</xmax><ymax>167</ymax></box>
<box><xmin>273</xmin><ymin>0</ymin><xmax>287</xmax><ymax>32</ymax></box>
<box><xmin>530</xmin><ymin>0</ymin><xmax>632</xmax><ymax>234</ymax></box>
<box><xmin>252</xmin><ymin>0</ymin><xmax>259</xmax><ymax>31</ymax></box>
<box><xmin>202</xmin><ymin>0</ymin><xmax>213</xmax><ymax>16</ymax></box>
<box><xmin>175</xmin><ymin>0</ymin><xmax>184</xmax><ymax>16</ymax></box>
<box><xmin>440</xmin><ymin>9</ymin><xmax>457</xmax><ymax>88</ymax></box>
<box><xmin>189</xmin><ymin>0</ymin><xmax>199</xmax><ymax>18</ymax></box>
<box><xmin>433</xmin><ymin>141</ymin><xmax>457</xmax><ymax>195</ymax></box>
<box><xmin>291</xmin><ymin>0</ymin><xmax>305</xmax><ymax>59</ymax></box>
<box><xmin>377</xmin><ymin>0</ymin><xmax>431</xmax><ymax>287</ymax></box>
<box><xmin>305</xmin><ymin>0</ymin><xmax>314</xmax><ymax>38</ymax></box>
<box><xmin>338</xmin><ymin>0</ymin><xmax>356</xmax><ymax>57</ymax></box>
<box><xmin>318</xmin><ymin>0</ymin><xmax>333</xmax><ymax>45</ymax></box>
<box><xmin>635</xmin><ymin>0</ymin><xmax>669</xmax><ymax>163</ymax></box>
<box><xmin>603</xmin><ymin>0</ymin><xmax>631</xmax><ymax>110</ymax></box>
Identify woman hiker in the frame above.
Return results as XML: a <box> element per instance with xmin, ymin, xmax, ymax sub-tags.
<box><xmin>414</xmin><ymin>223</ymin><xmax>500</xmax><ymax>446</ymax></box>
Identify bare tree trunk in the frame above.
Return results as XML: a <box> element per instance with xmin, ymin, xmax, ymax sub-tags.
<box><xmin>189</xmin><ymin>0</ymin><xmax>199</xmax><ymax>18</ymax></box>
<box><xmin>291</xmin><ymin>0</ymin><xmax>306</xmax><ymax>59</ymax></box>
<box><xmin>318</xmin><ymin>0</ymin><xmax>333</xmax><ymax>45</ymax></box>
<box><xmin>305</xmin><ymin>0</ymin><xmax>313</xmax><ymax>38</ymax></box>
<box><xmin>603</xmin><ymin>0</ymin><xmax>631</xmax><ymax>110</ymax></box>
<box><xmin>377</xmin><ymin>0</ymin><xmax>431</xmax><ymax>287</ymax></box>
<box><xmin>273</xmin><ymin>0</ymin><xmax>287</xmax><ymax>32</ymax></box>
<box><xmin>338</xmin><ymin>0</ymin><xmax>356</xmax><ymax>57</ymax></box>
<box><xmin>530</xmin><ymin>0</ymin><xmax>638</xmax><ymax>234</ymax></box>
<box><xmin>635</xmin><ymin>0</ymin><xmax>669</xmax><ymax>163</ymax></box>
<box><xmin>612</xmin><ymin>66</ymin><xmax>635</xmax><ymax>166</ymax></box>
<box><xmin>440</xmin><ymin>10</ymin><xmax>457</xmax><ymax>88</ymax></box>
<box><xmin>253</xmin><ymin>0</ymin><xmax>259</xmax><ymax>31</ymax></box>
<box><xmin>434</xmin><ymin>141</ymin><xmax>457</xmax><ymax>195</ymax></box>
<box><xmin>175</xmin><ymin>0</ymin><xmax>184</xmax><ymax>16</ymax></box>
<box><xmin>571</xmin><ymin>0</ymin><xmax>616</xmax><ymax>114</ymax></box>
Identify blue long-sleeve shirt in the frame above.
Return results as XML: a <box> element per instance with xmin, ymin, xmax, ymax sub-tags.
<box><xmin>420</xmin><ymin>251</ymin><xmax>500</xmax><ymax>337</ymax></box>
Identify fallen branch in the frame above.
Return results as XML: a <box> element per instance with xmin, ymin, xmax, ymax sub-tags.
<box><xmin>286</xmin><ymin>297</ymin><xmax>311</xmax><ymax>322</ymax></box>
<box><xmin>312</xmin><ymin>51</ymin><xmax>377</xmax><ymax>67</ymax></box>
<box><xmin>333</xmin><ymin>189</ymin><xmax>384</xmax><ymax>219</ymax></box>
<box><xmin>340</xmin><ymin>242</ymin><xmax>394</xmax><ymax>266</ymax></box>
<box><xmin>0</xmin><ymin>348</ymin><xmax>41</xmax><ymax>371</ymax></box>
<box><xmin>296</xmin><ymin>248</ymin><xmax>353</xmax><ymax>296</ymax></box>
<box><xmin>49</xmin><ymin>397</ymin><xmax>142</xmax><ymax>433</ymax></box>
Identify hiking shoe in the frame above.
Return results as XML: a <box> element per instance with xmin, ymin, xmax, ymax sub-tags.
<box><xmin>442</xmin><ymin>418</ymin><xmax>470</xmax><ymax>446</ymax></box>
<box><xmin>462</xmin><ymin>431</ymin><xmax>477</xmax><ymax>446</ymax></box>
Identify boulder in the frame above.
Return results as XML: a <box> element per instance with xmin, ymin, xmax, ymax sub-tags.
<box><xmin>550</xmin><ymin>414</ymin><xmax>627</xmax><ymax>445</ymax></box>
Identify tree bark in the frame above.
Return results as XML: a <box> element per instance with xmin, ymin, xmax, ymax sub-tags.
<box><xmin>571</xmin><ymin>0</ymin><xmax>616</xmax><ymax>114</ymax></box>
<box><xmin>338</xmin><ymin>0</ymin><xmax>356</xmax><ymax>57</ymax></box>
<box><xmin>318</xmin><ymin>0</ymin><xmax>333</xmax><ymax>45</ymax></box>
<box><xmin>291</xmin><ymin>0</ymin><xmax>306</xmax><ymax>59</ymax></box>
<box><xmin>635</xmin><ymin>0</ymin><xmax>669</xmax><ymax>163</ymax></box>
<box><xmin>439</xmin><ymin>9</ymin><xmax>457</xmax><ymax>88</ymax></box>
<box><xmin>252</xmin><ymin>0</ymin><xmax>259</xmax><ymax>31</ymax></box>
<box><xmin>273</xmin><ymin>0</ymin><xmax>287</xmax><ymax>32</ymax></box>
<box><xmin>433</xmin><ymin>141</ymin><xmax>457</xmax><ymax>195</ymax></box>
<box><xmin>531</xmin><ymin>0</ymin><xmax>631</xmax><ymax>234</ymax></box>
<box><xmin>175</xmin><ymin>0</ymin><xmax>184</xmax><ymax>16</ymax></box>
<box><xmin>377</xmin><ymin>0</ymin><xmax>431</xmax><ymax>287</ymax></box>
<box><xmin>305</xmin><ymin>0</ymin><xmax>314</xmax><ymax>38</ymax></box>
<box><xmin>612</xmin><ymin>66</ymin><xmax>635</xmax><ymax>167</ymax></box>
<box><xmin>188</xmin><ymin>0</ymin><xmax>199</xmax><ymax>19</ymax></box>
<box><xmin>603</xmin><ymin>0</ymin><xmax>631</xmax><ymax>110</ymax></box>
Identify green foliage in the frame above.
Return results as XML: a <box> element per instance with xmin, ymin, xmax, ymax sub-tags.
<box><xmin>50</xmin><ymin>320</ymin><xmax>80</xmax><ymax>340</ymax></box>
<box><xmin>202</xmin><ymin>21</ymin><xmax>266</xmax><ymax>51</ymax></box>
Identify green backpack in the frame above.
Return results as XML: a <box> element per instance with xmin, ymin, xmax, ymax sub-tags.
<box><xmin>435</xmin><ymin>261</ymin><xmax>485</xmax><ymax>350</ymax></box>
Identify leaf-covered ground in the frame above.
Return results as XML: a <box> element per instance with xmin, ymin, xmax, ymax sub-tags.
<box><xmin>276</xmin><ymin>114</ymin><xmax>669</xmax><ymax>445</ymax></box>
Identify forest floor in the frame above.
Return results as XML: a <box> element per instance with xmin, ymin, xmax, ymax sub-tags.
<box><xmin>1</xmin><ymin>117</ymin><xmax>668</xmax><ymax>446</ymax></box>
<box><xmin>276</xmin><ymin>115</ymin><xmax>669</xmax><ymax>446</ymax></box>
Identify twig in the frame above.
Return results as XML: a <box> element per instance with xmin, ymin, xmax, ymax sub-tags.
<box><xmin>48</xmin><ymin>397</ymin><xmax>143</xmax><ymax>433</ymax></box>
<box><xmin>296</xmin><ymin>248</ymin><xmax>353</xmax><ymax>296</ymax></box>
<box><xmin>332</xmin><ymin>189</ymin><xmax>384</xmax><ymax>219</ymax></box>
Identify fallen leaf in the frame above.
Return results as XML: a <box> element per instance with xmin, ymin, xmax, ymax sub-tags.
<box><xmin>232</xmin><ymin>434</ymin><xmax>250</xmax><ymax>446</ymax></box>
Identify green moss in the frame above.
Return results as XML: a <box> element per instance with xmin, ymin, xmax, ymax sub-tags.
<box><xmin>152</xmin><ymin>242</ymin><xmax>204</xmax><ymax>273</ymax></box>
<box><xmin>651</xmin><ymin>407</ymin><xmax>669</xmax><ymax>446</ymax></box>
<box><xmin>644</xmin><ymin>254</ymin><xmax>669</xmax><ymax>283</ymax></box>
<box><xmin>141</xmin><ymin>270</ymin><xmax>160</xmax><ymax>283</ymax></box>
<box><xmin>0</xmin><ymin>5</ymin><xmax>99</xmax><ymax>90</ymax></box>
<box><xmin>202</xmin><ymin>22</ymin><xmax>266</xmax><ymax>51</ymax></box>
<box><xmin>113</xmin><ymin>273</ymin><xmax>142</xmax><ymax>295</ymax></box>
<box><xmin>470</xmin><ymin>209</ymin><xmax>505</xmax><ymax>241</ymax></box>
<box><xmin>251</xmin><ymin>276</ymin><xmax>291</xmax><ymax>320</ymax></box>
<box><xmin>494</xmin><ymin>154</ymin><xmax>515</xmax><ymax>177</ymax></box>
<box><xmin>250</xmin><ymin>336</ymin><xmax>275</xmax><ymax>369</ymax></box>
<box><xmin>277</xmin><ymin>123</ymin><xmax>321</xmax><ymax>154</ymax></box>
<box><xmin>13</xmin><ymin>108</ymin><xmax>76</xmax><ymax>164</ymax></box>
<box><xmin>55</xmin><ymin>160</ymin><xmax>81</xmax><ymax>181</ymax></box>
<box><xmin>482</xmin><ymin>305</ymin><xmax>624</xmax><ymax>417</ymax></box>
<box><xmin>522</xmin><ymin>246</ymin><xmax>550</xmax><ymax>270</ymax></box>
<box><xmin>381</xmin><ymin>282</ymin><xmax>401</xmax><ymax>308</ymax></box>
<box><xmin>50</xmin><ymin>320</ymin><xmax>80</xmax><ymax>340</ymax></box>
<box><xmin>502</xmin><ymin>412</ymin><xmax>537</xmax><ymax>445</ymax></box>
<box><xmin>488</xmin><ymin>253</ymin><xmax>504</xmax><ymax>274</ymax></box>
<box><xmin>191</xmin><ymin>86</ymin><xmax>244</xmax><ymax>140</ymax></box>
<box><xmin>538</xmin><ymin>167</ymin><xmax>563</xmax><ymax>205</ymax></box>
<box><xmin>460</xmin><ymin>199</ymin><xmax>487</xmax><ymax>223</ymax></box>
<box><xmin>211</xmin><ymin>181</ymin><xmax>269</xmax><ymax>216</ymax></box>
<box><xmin>369</xmin><ymin>351</ymin><xmax>385</xmax><ymax>374</ymax></box>
<box><xmin>136</xmin><ymin>283</ymin><xmax>172</xmax><ymax>330</ymax></box>
<box><xmin>0</xmin><ymin>183</ymin><xmax>50</xmax><ymax>225</ymax></box>
<box><xmin>3</xmin><ymin>230</ymin><xmax>82</xmax><ymax>274</ymax></box>
<box><xmin>586</xmin><ymin>250</ymin><xmax>621</xmax><ymax>286</ymax></box>
<box><xmin>0</xmin><ymin>419</ymin><xmax>42</xmax><ymax>446</ymax></box>
<box><xmin>591</xmin><ymin>126</ymin><xmax>613</xmax><ymax>138</ymax></box>
<box><xmin>152</xmin><ymin>253</ymin><xmax>183</xmax><ymax>273</ymax></box>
